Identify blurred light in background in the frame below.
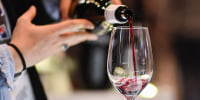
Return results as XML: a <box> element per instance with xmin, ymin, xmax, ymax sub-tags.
<box><xmin>139</xmin><ymin>83</ymin><xmax>158</xmax><ymax>99</ymax></box>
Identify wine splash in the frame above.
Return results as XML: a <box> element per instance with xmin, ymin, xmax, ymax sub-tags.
<box><xmin>128</xmin><ymin>18</ymin><xmax>137</xmax><ymax>79</ymax></box>
<box><xmin>114</xmin><ymin>78</ymin><xmax>148</xmax><ymax>97</ymax></box>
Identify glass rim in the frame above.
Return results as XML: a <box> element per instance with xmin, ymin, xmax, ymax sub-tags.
<box><xmin>113</xmin><ymin>26</ymin><xmax>148</xmax><ymax>29</ymax></box>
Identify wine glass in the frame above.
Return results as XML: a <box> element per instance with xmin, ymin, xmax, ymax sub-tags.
<box><xmin>107</xmin><ymin>26</ymin><xmax>153</xmax><ymax>100</ymax></box>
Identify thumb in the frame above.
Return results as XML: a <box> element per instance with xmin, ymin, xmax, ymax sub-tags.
<box><xmin>20</xmin><ymin>6</ymin><xmax>37</xmax><ymax>21</ymax></box>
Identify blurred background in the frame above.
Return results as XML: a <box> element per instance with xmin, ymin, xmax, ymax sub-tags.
<box><xmin>4</xmin><ymin>0</ymin><xmax>200</xmax><ymax>100</ymax></box>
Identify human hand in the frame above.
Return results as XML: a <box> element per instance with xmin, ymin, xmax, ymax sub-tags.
<box><xmin>9</xmin><ymin>6</ymin><xmax>97</xmax><ymax>72</ymax></box>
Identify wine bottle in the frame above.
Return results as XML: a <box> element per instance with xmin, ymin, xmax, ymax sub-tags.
<box><xmin>75</xmin><ymin>0</ymin><xmax>133</xmax><ymax>35</ymax></box>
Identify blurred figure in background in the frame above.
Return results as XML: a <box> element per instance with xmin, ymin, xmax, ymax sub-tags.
<box><xmin>169</xmin><ymin>0</ymin><xmax>200</xmax><ymax>100</ymax></box>
<box><xmin>145</xmin><ymin>0</ymin><xmax>200</xmax><ymax>99</ymax></box>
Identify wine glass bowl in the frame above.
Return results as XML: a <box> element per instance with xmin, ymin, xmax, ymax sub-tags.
<box><xmin>107</xmin><ymin>26</ymin><xmax>153</xmax><ymax>100</ymax></box>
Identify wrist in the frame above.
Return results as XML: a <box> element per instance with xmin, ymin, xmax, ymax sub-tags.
<box><xmin>8</xmin><ymin>46</ymin><xmax>23</xmax><ymax>73</ymax></box>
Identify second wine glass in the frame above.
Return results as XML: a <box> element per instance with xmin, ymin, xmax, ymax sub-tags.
<box><xmin>107</xmin><ymin>26</ymin><xmax>153</xmax><ymax>100</ymax></box>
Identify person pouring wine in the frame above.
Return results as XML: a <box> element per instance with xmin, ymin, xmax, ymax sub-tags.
<box><xmin>0</xmin><ymin>0</ymin><xmax>130</xmax><ymax>99</ymax></box>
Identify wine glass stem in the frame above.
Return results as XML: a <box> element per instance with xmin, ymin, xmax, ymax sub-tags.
<box><xmin>126</xmin><ymin>96</ymin><xmax>135</xmax><ymax>100</ymax></box>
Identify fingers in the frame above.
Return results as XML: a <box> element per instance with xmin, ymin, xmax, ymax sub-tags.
<box><xmin>60</xmin><ymin>0</ymin><xmax>72</xmax><ymax>20</ymax></box>
<box><xmin>19</xmin><ymin>6</ymin><xmax>37</xmax><ymax>22</ymax></box>
<box><xmin>59</xmin><ymin>32</ymin><xmax>98</xmax><ymax>46</ymax></box>
<box><xmin>61</xmin><ymin>32</ymin><xmax>98</xmax><ymax>40</ymax></box>
<box><xmin>49</xmin><ymin>19</ymin><xmax>95</xmax><ymax>34</ymax></box>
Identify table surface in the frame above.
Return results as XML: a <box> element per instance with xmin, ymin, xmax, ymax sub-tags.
<box><xmin>48</xmin><ymin>89</ymin><xmax>175</xmax><ymax>100</ymax></box>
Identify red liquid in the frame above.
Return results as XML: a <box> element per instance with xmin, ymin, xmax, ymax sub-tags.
<box><xmin>114</xmin><ymin>78</ymin><xmax>148</xmax><ymax>97</ymax></box>
<box><xmin>128</xmin><ymin>18</ymin><xmax>137</xmax><ymax>79</ymax></box>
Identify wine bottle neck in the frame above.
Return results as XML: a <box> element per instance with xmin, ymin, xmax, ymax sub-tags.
<box><xmin>104</xmin><ymin>4</ymin><xmax>125</xmax><ymax>24</ymax></box>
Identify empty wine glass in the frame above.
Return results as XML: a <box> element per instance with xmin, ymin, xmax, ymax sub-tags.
<box><xmin>107</xmin><ymin>26</ymin><xmax>153</xmax><ymax>100</ymax></box>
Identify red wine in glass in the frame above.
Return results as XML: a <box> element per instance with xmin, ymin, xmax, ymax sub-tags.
<box><xmin>114</xmin><ymin>78</ymin><xmax>148</xmax><ymax>98</ymax></box>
